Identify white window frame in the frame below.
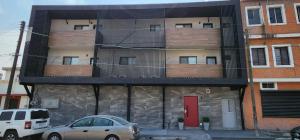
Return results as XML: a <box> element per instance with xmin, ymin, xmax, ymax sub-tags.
<box><xmin>245</xmin><ymin>6</ymin><xmax>264</xmax><ymax>27</ymax></box>
<box><xmin>260</xmin><ymin>82</ymin><xmax>278</xmax><ymax>90</ymax></box>
<box><xmin>272</xmin><ymin>44</ymin><xmax>294</xmax><ymax>68</ymax></box>
<box><xmin>249</xmin><ymin>45</ymin><xmax>270</xmax><ymax>68</ymax></box>
<box><xmin>266</xmin><ymin>4</ymin><xmax>287</xmax><ymax>25</ymax></box>
<box><xmin>294</xmin><ymin>3</ymin><xmax>300</xmax><ymax>24</ymax></box>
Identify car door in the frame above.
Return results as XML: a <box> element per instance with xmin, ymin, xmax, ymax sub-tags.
<box><xmin>63</xmin><ymin>117</ymin><xmax>94</xmax><ymax>140</ymax></box>
<box><xmin>87</xmin><ymin>117</ymin><xmax>114</xmax><ymax>140</ymax></box>
<box><xmin>0</xmin><ymin>111</ymin><xmax>14</xmax><ymax>136</ymax></box>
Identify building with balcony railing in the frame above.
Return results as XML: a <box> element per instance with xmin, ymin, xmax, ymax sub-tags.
<box><xmin>0</xmin><ymin>67</ymin><xmax>29</xmax><ymax>109</ymax></box>
<box><xmin>20</xmin><ymin>0</ymin><xmax>247</xmax><ymax>129</ymax></box>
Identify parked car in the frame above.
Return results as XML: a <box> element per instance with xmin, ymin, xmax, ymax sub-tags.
<box><xmin>42</xmin><ymin>115</ymin><xmax>139</xmax><ymax>140</ymax></box>
<box><xmin>0</xmin><ymin>108</ymin><xmax>50</xmax><ymax>140</ymax></box>
<box><xmin>291</xmin><ymin>126</ymin><xmax>300</xmax><ymax>140</ymax></box>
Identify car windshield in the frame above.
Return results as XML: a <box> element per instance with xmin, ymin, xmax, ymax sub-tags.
<box><xmin>110</xmin><ymin>116</ymin><xmax>130</xmax><ymax>125</ymax></box>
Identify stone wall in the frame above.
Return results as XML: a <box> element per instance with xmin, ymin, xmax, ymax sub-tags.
<box><xmin>33</xmin><ymin>85</ymin><xmax>241</xmax><ymax>130</ymax></box>
<box><xmin>131</xmin><ymin>86</ymin><xmax>163</xmax><ymax>128</ymax></box>
<box><xmin>97</xmin><ymin>86</ymin><xmax>127</xmax><ymax>119</ymax></box>
<box><xmin>33</xmin><ymin>85</ymin><xmax>95</xmax><ymax>126</ymax></box>
<box><xmin>165</xmin><ymin>86</ymin><xmax>242</xmax><ymax>130</ymax></box>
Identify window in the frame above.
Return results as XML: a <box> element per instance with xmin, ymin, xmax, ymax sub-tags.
<box><xmin>31</xmin><ymin>110</ymin><xmax>49</xmax><ymax>119</ymax></box>
<box><xmin>8</xmin><ymin>96</ymin><xmax>20</xmax><ymax>109</ymax></box>
<box><xmin>272</xmin><ymin>45</ymin><xmax>294</xmax><ymax>67</ymax></box>
<box><xmin>150</xmin><ymin>25</ymin><xmax>161</xmax><ymax>32</ymax></box>
<box><xmin>119</xmin><ymin>57</ymin><xmax>136</xmax><ymax>65</ymax></box>
<box><xmin>206</xmin><ymin>57</ymin><xmax>217</xmax><ymax>64</ymax></box>
<box><xmin>74</xmin><ymin>25</ymin><xmax>90</xmax><ymax>30</ymax></box>
<box><xmin>92</xmin><ymin>118</ymin><xmax>113</xmax><ymax>126</ymax></box>
<box><xmin>179</xmin><ymin>56</ymin><xmax>197</xmax><ymax>64</ymax></box>
<box><xmin>72</xmin><ymin>118</ymin><xmax>93</xmax><ymax>127</ymax></box>
<box><xmin>90</xmin><ymin>57</ymin><xmax>99</xmax><ymax>65</ymax></box>
<box><xmin>260</xmin><ymin>82</ymin><xmax>277</xmax><ymax>90</ymax></box>
<box><xmin>63</xmin><ymin>56</ymin><xmax>79</xmax><ymax>65</ymax></box>
<box><xmin>0</xmin><ymin>111</ymin><xmax>13</xmax><ymax>121</ymax></box>
<box><xmin>267</xmin><ymin>4</ymin><xmax>286</xmax><ymax>25</ymax></box>
<box><xmin>111</xmin><ymin>117</ymin><xmax>129</xmax><ymax>125</ymax></box>
<box><xmin>246</xmin><ymin>6</ymin><xmax>263</xmax><ymax>26</ymax></box>
<box><xmin>15</xmin><ymin>111</ymin><xmax>26</xmax><ymax>120</ymax></box>
<box><xmin>250</xmin><ymin>46</ymin><xmax>269</xmax><ymax>67</ymax></box>
<box><xmin>175</xmin><ymin>23</ymin><xmax>192</xmax><ymax>28</ymax></box>
<box><xmin>203</xmin><ymin>23</ymin><xmax>213</xmax><ymax>28</ymax></box>
<box><xmin>93</xmin><ymin>24</ymin><xmax>103</xmax><ymax>30</ymax></box>
<box><xmin>295</xmin><ymin>3</ymin><xmax>300</xmax><ymax>24</ymax></box>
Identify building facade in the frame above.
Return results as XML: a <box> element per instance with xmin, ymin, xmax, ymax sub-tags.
<box><xmin>0</xmin><ymin>67</ymin><xmax>29</xmax><ymax>109</ymax></box>
<box><xmin>20</xmin><ymin>0</ymin><xmax>247</xmax><ymax>129</ymax></box>
<box><xmin>241</xmin><ymin>0</ymin><xmax>300</xmax><ymax>130</ymax></box>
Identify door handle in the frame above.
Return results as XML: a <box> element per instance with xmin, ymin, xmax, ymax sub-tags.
<box><xmin>105</xmin><ymin>129</ymin><xmax>110</xmax><ymax>132</ymax></box>
<box><xmin>83</xmin><ymin>130</ymin><xmax>88</xmax><ymax>132</ymax></box>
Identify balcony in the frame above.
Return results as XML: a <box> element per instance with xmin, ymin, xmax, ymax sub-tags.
<box><xmin>166</xmin><ymin>28</ymin><xmax>221</xmax><ymax>48</ymax></box>
<box><xmin>44</xmin><ymin>65</ymin><xmax>92</xmax><ymax>77</ymax></box>
<box><xmin>166</xmin><ymin>64</ymin><xmax>223</xmax><ymax>78</ymax></box>
<box><xmin>48</xmin><ymin>30</ymin><xmax>96</xmax><ymax>49</ymax></box>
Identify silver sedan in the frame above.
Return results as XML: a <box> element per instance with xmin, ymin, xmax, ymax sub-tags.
<box><xmin>42</xmin><ymin>115</ymin><xmax>139</xmax><ymax>140</ymax></box>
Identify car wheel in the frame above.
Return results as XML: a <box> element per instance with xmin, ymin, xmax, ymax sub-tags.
<box><xmin>4</xmin><ymin>130</ymin><xmax>19</xmax><ymax>140</ymax></box>
<box><xmin>105</xmin><ymin>135</ymin><xmax>119</xmax><ymax>140</ymax></box>
<box><xmin>48</xmin><ymin>133</ymin><xmax>62</xmax><ymax>140</ymax></box>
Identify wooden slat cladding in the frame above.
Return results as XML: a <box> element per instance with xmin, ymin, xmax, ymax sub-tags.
<box><xmin>261</xmin><ymin>90</ymin><xmax>300</xmax><ymax>118</ymax></box>
<box><xmin>48</xmin><ymin>30</ymin><xmax>96</xmax><ymax>48</ymax></box>
<box><xmin>44</xmin><ymin>65</ymin><xmax>92</xmax><ymax>77</ymax></box>
<box><xmin>166</xmin><ymin>29</ymin><xmax>221</xmax><ymax>48</ymax></box>
<box><xmin>166</xmin><ymin>64</ymin><xmax>223</xmax><ymax>78</ymax></box>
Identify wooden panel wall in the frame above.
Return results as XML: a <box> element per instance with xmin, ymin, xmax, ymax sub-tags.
<box><xmin>44</xmin><ymin>65</ymin><xmax>92</xmax><ymax>77</ymax></box>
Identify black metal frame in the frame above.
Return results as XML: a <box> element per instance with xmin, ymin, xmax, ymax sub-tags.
<box><xmin>23</xmin><ymin>84</ymin><xmax>35</xmax><ymax>108</ymax></box>
<box><xmin>19</xmin><ymin>0</ymin><xmax>248</xmax><ymax>129</ymax></box>
<box><xmin>20</xmin><ymin>0</ymin><xmax>247</xmax><ymax>85</ymax></box>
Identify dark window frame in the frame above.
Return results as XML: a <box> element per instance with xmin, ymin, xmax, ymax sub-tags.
<box><xmin>261</xmin><ymin>82</ymin><xmax>276</xmax><ymax>89</ymax></box>
<box><xmin>251</xmin><ymin>47</ymin><xmax>267</xmax><ymax>66</ymax></box>
<box><xmin>119</xmin><ymin>57</ymin><xmax>136</xmax><ymax>65</ymax></box>
<box><xmin>175</xmin><ymin>23</ymin><xmax>192</xmax><ymax>28</ymax></box>
<box><xmin>74</xmin><ymin>25</ymin><xmax>90</xmax><ymax>30</ymax></box>
<box><xmin>268</xmin><ymin>5</ymin><xmax>285</xmax><ymax>24</ymax></box>
<box><xmin>296</xmin><ymin>4</ymin><xmax>300</xmax><ymax>23</ymax></box>
<box><xmin>273</xmin><ymin>46</ymin><xmax>291</xmax><ymax>66</ymax></box>
<box><xmin>63</xmin><ymin>56</ymin><xmax>79</xmax><ymax>65</ymax></box>
<box><xmin>203</xmin><ymin>23</ymin><xmax>214</xmax><ymax>28</ymax></box>
<box><xmin>150</xmin><ymin>24</ymin><xmax>161</xmax><ymax>32</ymax></box>
<box><xmin>179</xmin><ymin>56</ymin><xmax>197</xmax><ymax>64</ymax></box>
<box><xmin>90</xmin><ymin>57</ymin><xmax>99</xmax><ymax>65</ymax></box>
<box><xmin>206</xmin><ymin>56</ymin><xmax>217</xmax><ymax>64</ymax></box>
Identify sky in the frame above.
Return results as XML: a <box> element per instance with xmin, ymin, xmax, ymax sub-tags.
<box><xmin>0</xmin><ymin>0</ymin><xmax>217</xmax><ymax>77</ymax></box>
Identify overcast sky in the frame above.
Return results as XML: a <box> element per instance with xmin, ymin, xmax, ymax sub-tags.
<box><xmin>0</xmin><ymin>0</ymin><xmax>218</xmax><ymax>75</ymax></box>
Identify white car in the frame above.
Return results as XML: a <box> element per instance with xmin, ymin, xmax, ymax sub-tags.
<box><xmin>0</xmin><ymin>108</ymin><xmax>50</xmax><ymax>140</ymax></box>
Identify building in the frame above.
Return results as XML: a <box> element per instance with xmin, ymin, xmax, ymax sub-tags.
<box><xmin>241</xmin><ymin>0</ymin><xmax>300</xmax><ymax>130</ymax></box>
<box><xmin>0</xmin><ymin>67</ymin><xmax>29</xmax><ymax>109</ymax></box>
<box><xmin>20</xmin><ymin>0</ymin><xmax>247</xmax><ymax>129</ymax></box>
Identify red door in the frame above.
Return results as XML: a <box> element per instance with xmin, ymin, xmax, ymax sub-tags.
<box><xmin>184</xmin><ymin>96</ymin><xmax>199</xmax><ymax>127</ymax></box>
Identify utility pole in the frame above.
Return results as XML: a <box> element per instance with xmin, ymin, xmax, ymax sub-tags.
<box><xmin>245</xmin><ymin>29</ymin><xmax>259</xmax><ymax>136</ymax></box>
<box><xmin>4</xmin><ymin>21</ymin><xmax>25</xmax><ymax>109</ymax></box>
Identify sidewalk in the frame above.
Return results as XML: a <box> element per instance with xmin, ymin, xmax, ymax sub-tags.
<box><xmin>139</xmin><ymin>129</ymin><xmax>275</xmax><ymax>140</ymax></box>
